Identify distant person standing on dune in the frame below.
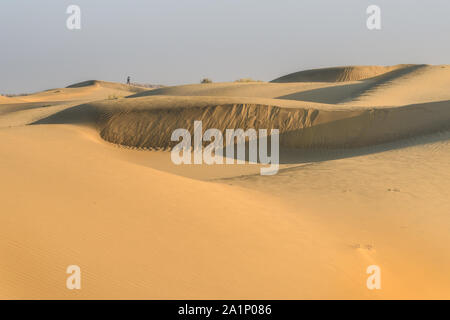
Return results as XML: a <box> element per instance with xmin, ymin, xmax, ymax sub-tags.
<box><xmin>127</xmin><ymin>76</ymin><xmax>130</xmax><ymax>85</ymax></box>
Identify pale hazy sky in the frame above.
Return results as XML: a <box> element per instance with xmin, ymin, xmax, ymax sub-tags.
<box><xmin>1</xmin><ymin>0</ymin><xmax>449</xmax><ymax>93</ymax></box>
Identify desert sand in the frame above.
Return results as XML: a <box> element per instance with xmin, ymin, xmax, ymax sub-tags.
<box><xmin>1</xmin><ymin>64</ymin><xmax>450</xmax><ymax>299</ymax></box>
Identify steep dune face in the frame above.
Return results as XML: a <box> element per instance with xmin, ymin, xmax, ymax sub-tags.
<box><xmin>49</xmin><ymin>96</ymin><xmax>449</xmax><ymax>150</ymax></box>
<box><xmin>271</xmin><ymin>65</ymin><xmax>412</xmax><ymax>83</ymax></box>
<box><xmin>220</xmin><ymin>130</ymin><xmax>450</xmax><ymax>299</ymax></box>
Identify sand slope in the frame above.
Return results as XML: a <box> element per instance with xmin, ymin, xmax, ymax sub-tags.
<box><xmin>0</xmin><ymin>124</ymin><xmax>381</xmax><ymax>299</ymax></box>
<box><xmin>0</xmin><ymin>95</ymin><xmax>24</xmax><ymax>104</ymax></box>
<box><xmin>1</xmin><ymin>65</ymin><xmax>450</xmax><ymax>299</ymax></box>
<box><xmin>347</xmin><ymin>65</ymin><xmax>450</xmax><ymax>106</ymax></box>
<box><xmin>33</xmin><ymin>92</ymin><xmax>450</xmax><ymax>150</ymax></box>
<box><xmin>0</xmin><ymin>81</ymin><xmax>149</xmax><ymax>128</ymax></box>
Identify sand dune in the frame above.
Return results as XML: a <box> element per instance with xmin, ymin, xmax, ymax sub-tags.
<box><xmin>275</xmin><ymin>64</ymin><xmax>428</xmax><ymax>104</ymax></box>
<box><xmin>1</xmin><ymin>65</ymin><xmax>450</xmax><ymax>299</ymax></box>
<box><xmin>34</xmin><ymin>93</ymin><xmax>450</xmax><ymax>150</ymax></box>
<box><xmin>217</xmin><ymin>129</ymin><xmax>450</xmax><ymax>299</ymax></box>
<box><xmin>130</xmin><ymin>64</ymin><xmax>450</xmax><ymax>107</ymax></box>
<box><xmin>66</xmin><ymin>80</ymin><xmax>148</xmax><ymax>93</ymax></box>
<box><xmin>0</xmin><ymin>81</ymin><xmax>149</xmax><ymax>128</ymax></box>
<box><xmin>0</xmin><ymin>95</ymin><xmax>24</xmax><ymax>104</ymax></box>
<box><xmin>30</xmin><ymin>65</ymin><xmax>450</xmax><ymax>150</ymax></box>
<box><xmin>271</xmin><ymin>64</ymin><xmax>412</xmax><ymax>83</ymax></box>
<box><xmin>1</xmin><ymin>80</ymin><xmax>146</xmax><ymax>104</ymax></box>
<box><xmin>0</xmin><ymin>124</ymin><xmax>379</xmax><ymax>299</ymax></box>
<box><xmin>129</xmin><ymin>82</ymin><xmax>337</xmax><ymax>100</ymax></box>
<box><xmin>347</xmin><ymin>65</ymin><xmax>450</xmax><ymax>106</ymax></box>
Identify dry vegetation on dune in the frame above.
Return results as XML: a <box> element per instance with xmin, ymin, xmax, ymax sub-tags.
<box><xmin>1</xmin><ymin>64</ymin><xmax>450</xmax><ymax>299</ymax></box>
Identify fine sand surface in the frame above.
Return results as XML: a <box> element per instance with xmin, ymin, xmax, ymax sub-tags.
<box><xmin>1</xmin><ymin>65</ymin><xmax>450</xmax><ymax>299</ymax></box>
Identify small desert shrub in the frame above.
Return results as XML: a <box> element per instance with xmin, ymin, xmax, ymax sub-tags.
<box><xmin>201</xmin><ymin>78</ymin><xmax>213</xmax><ymax>84</ymax></box>
<box><xmin>107</xmin><ymin>94</ymin><xmax>120</xmax><ymax>100</ymax></box>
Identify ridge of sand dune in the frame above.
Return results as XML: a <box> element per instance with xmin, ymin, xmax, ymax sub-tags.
<box><xmin>346</xmin><ymin>64</ymin><xmax>450</xmax><ymax>106</ymax></box>
<box><xmin>4</xmin><ymin>80</ymin><xmax>147</xmax><ymax>104</ymax></box>
<box><xmin>2</xmin><ymin>64</ymin><xmax>450</xmax><ymax>299</ymax></box>
<box><xmin>131</xmin><ymin>65</ymin><xmax>448</xmax><ymax>107</ymax></box>
<box><xmin>129</xmin><ymin>82</ymin><xmax>338</xmax><ymax>100</ymax></box>
<box><xmin>0</xmin><ymin>95</ymin><xmax>24</xmax><ymax>104</ymax></box>
<box><xmin>34</xmin><ymin>95</ymin><xmax>450</xmax><ymax>150</ymax></box>
<box><xmin>0</xmin><ymin>124</ymin><xmax>377</xmax><ymax>299</ymax></box>
<box><xmin>287</xmin><ymin>64</ymin><xmax>449</xmax><ymax>106</ymax></box>
<box><xmin>0</xmin><ymin>80</ymin><xmax>153</xmax><ymax>127</ymax></box>
<box><xmin>218</xmin><ymin>130</ymin><xmax>450</xmax><ymax>299</ymax></box>
<box><xmin>275</xmin><ymin>64</ymin><xmax>428</xmax><ymax>104</ymax></box>
<box><xmin>271</xmin><ymin>64</ymin><xmax>414</xmax><ymax>83</ymax></box>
